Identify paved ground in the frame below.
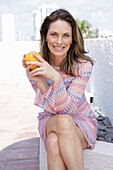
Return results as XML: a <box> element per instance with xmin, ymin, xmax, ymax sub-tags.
<box><xmin>0</xmin><ymin>75</ymin><xmax>40</xmax><ymax>170</ymax></box>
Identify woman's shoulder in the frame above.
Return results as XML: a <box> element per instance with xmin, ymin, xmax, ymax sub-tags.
<box><xmin>72</xmin><ymin>59</ymin><xmax>93</xmax><ymax>76</ymax></box>
<box><xmin>78</xmin><ymin>59</ymin><xmax>93</xmax><ymax>76</ymax></box>
<box><xmin>78</xmin><ymin>59</ymin><xmax>93</xmax><ymax>68</ymax></box>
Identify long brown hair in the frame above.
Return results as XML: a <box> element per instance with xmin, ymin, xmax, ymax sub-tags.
<box><xmin>40</xmin><ymin>8</ymin><xmax>93</xmax><ymax>76</ymax></box>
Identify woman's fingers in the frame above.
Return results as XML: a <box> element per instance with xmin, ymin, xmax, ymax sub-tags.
<box><xmin>29</xmin><ymin>67</ymin><xmax>43</xmax><ymax>76</ymax></box>
<box><xmin>23</xmin><ymin>54</ymin><xmax>26</xmax><ymax>58</ymax></box>
<box><xmin>22</xmin><ymin>58</ymin><xmax>27</xmax><ymax>68</ymax></box>
<box><xmin>26</xmin><ymin>65</ymin><xmax>33</xmax><ymax>74</ymax></box>
<box><xmin>30</xmin><ymin>71</ymin><xmax>44</xmax><ymax>76</ymax></box>
<box><xmin>29</xmin><ymin>67</ymin><xmax>42</xmax><ymax>73</ymax></box>
<box><xmin>32</xmin><ymin>52</ymin><xmax>45</xmax><ymax>63</ymax></box>
<box><xmin>22</xmin><ymin>54</ymin><xmax>27</xmax><ymax>68</ymax></box>
<box><xmin>26</xmin><ymin>61</ymin><xmax>42</xmax><ymax>67</ymax></box>
<box><xmin>26</xmin><ymin>64</ymin><xmax>33</xmax><ymax>70</ymax></box>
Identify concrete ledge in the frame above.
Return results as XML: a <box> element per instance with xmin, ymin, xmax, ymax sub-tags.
<box><xmin>84</xmin><ymin>141</ymin><xmax>113</xmax><ymax>170</ymax></box>
<box><xmin>39</xmin><ymin>140</ymin><xmax>113</xmax><ymax>170</ymax></box>
<box><xmin>39</xmin><ymin>139</ymin><xmax>47</xmax><ymax>170</ymax></box>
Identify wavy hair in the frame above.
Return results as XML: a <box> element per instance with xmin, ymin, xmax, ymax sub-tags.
<box><xmin>40</xmin><ymin>8</ymin><xmax>93</xmax><ymax>76</ymax></box>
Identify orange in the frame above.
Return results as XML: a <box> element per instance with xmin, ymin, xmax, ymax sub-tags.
<box><xmin>25</xmin><ymin>51</ymin><xmax>41</xmax><ymax>70</ymax></box>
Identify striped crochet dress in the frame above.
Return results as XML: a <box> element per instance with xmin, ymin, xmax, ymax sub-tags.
<box><xmin>28</xmin><ymin>60</ymin><xmax>97</xmax><ymax>150</ymax></box>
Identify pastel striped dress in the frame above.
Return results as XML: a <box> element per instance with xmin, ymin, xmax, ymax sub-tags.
<box><xmin>28</xmin><ymin>60</ymin><xmax>97</xmax><ymax>150</ymax></box>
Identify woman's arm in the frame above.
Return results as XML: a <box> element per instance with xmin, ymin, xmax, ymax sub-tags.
<box><xmin>25</xmin><ymin>52</ymin><xmax>62</xmax><ymax>94</ymax></box>
<box><xmin>22</xmin><ymin>54</ymin><xmax>49</xmax><ymax>94</ymax></box>
<box><xmin>34</xmin><ymin>61</ymin><xmax>93</xmax><ymax>115</ymax></box>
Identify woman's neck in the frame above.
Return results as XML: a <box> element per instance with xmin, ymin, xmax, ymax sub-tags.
<box><xmin>50</xmin><ymin>54</ymin><xmax>66</xmax><ymax>67</ymax></box>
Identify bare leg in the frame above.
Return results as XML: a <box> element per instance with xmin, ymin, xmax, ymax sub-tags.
<box><xmin>46</xmin><ymin>114</ymin><xmax>88</xmax><ymax>170</ymax></box>
<box><xmin>57</xmin><ymin>116</ymin><xmax>84</xmax><ymax>170</ymax></box>
<box><xmin>47</xmin><ymin>132</ymin><xmax>66</xmax><ymax>170</ymax></box>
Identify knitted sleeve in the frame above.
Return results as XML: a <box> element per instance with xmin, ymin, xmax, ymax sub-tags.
<box><xmin>34</xmin><ymin>61</ymin><xmax>93</xmax><ymax>115</ymax></box>
<box><xmin>28</xmin><ymin>77</ymin><xmax>38</xmax><ymax>93</ymax></box>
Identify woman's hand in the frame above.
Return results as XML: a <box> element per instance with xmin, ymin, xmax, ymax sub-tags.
<box><xmin>22</xmin><ymin>54</ymin><xmax>49</xmax><ymax>93</ymax></box>
<box><xmin>26</xmin><ymin>52</ymin><xmax>62</xmax><ymax>87</ymax></box>
<box><xmin>22</xmin><ymin>54</ymin><xmax>44</xmax><ymax>82</ymax></box>
<box><xmin>22</xmin><ymin>54</ymin><xmax>27</xmax><ymax>68</ymax></box>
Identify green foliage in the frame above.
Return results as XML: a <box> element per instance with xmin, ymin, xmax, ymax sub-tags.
<box><xmin>76</xmin><ymin>19</ymin><xmax>98</xmax><ymax>39</ymax></box>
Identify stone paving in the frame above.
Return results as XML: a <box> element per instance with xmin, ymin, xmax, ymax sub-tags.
<box><xmin>0</xmin><ymin>76</ymin><xmax>40</xmax><ymax>170</ymax></box>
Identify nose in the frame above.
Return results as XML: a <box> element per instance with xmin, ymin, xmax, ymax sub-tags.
<box><xmin>57</xmin><ymin>36</ymin><xmax>62</xmax><ymax>44</ymax></box>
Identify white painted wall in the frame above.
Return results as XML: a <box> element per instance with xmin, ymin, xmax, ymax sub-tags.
<box><xmin>85</xmin><ymin>38</ymin><xmax>113</xmax><ymax>125</ymax></box>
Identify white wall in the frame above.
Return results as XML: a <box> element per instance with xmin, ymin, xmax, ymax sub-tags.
<box><xmin>85</xmin><ymin>38</ymin><xmax>113</xmax><ymax>125</ymax></box>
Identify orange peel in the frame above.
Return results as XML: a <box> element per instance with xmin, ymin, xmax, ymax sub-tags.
<box><xmin>25</xmin><ymin>51</ymin><xmax>41</xmax><ymax>70</ymax></box>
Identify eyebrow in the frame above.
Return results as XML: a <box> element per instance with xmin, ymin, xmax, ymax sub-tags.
<box><xmin>64</xmin><ymin>32</ymin><xmax>71</xmax><ymax>35</ymax></box>
<box><xmin>49</xmin><ymin>31</ymin><xmax>71</xmax><ymax>35</ymax></box>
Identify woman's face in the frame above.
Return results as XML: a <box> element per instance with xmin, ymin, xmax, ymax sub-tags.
<box><xmin>46</xmin><ymin>19</ymin><xmax>72</xmax><ymax>60</ymax></box>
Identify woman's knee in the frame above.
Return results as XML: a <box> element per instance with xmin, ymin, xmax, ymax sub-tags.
<box><xmin>57</xmin><ymin>114</ymin><xmax>76</xmax><ymax>133</ymax></box>
<box><xmin>46</xmin><ymin>132</ymin><xmax>59</xmax><ymax>157</ymax></box>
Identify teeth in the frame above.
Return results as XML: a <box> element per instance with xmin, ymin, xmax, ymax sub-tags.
<box><xmin>54</xmin><ymin>47</ymin><xmax>63</xmax><ymax>49</ymax></box>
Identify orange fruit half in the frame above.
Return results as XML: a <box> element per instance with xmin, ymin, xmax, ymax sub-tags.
<box><xmin>25</xmin><ymin>51</ymin><xmax>41</xmax><ymax>70</ymax></box>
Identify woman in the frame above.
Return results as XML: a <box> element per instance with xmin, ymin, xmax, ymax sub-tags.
<box><xmin>22</xmin><ymin>9</ymin><xmax>97</xmax><ymax>170</ymax></box>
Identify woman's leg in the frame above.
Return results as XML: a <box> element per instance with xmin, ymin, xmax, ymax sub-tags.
<box><xmin>46</xmin><ymin>114</ymin><xmax>88</xmax><ymax>170</ymax></box>
<box><xmin>46</xmin><ymin>132</ymin><xmax>66</xmax><ymax>170</ymax></box>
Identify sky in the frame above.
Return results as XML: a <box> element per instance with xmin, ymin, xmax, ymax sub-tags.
<box><xmin>0</xmin><ymin>0</ymin><xmax>113</xmax><ymax>39</ymax></box>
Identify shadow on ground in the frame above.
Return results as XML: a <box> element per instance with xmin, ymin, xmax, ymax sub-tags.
<box><xmin>0</xmin><ymin>137</ymin><xmax>40</xmax><ymax>170</ymax></box>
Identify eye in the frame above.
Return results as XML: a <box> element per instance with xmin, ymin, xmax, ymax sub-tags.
<box><xmin>64</xmin><ymin>34</ymin><xmax>70</xmax><ymax>37</ymax></box>
<box><xmin>51</xmin><ymin>33</ymin><xmax>56</xmax><ymax>36</ymax></box>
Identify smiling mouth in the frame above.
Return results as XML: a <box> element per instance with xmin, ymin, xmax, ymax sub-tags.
<box><xmin>53</xmin><ymin>46</ymin><xmax>65</xmax><ymax>50</ymax></box>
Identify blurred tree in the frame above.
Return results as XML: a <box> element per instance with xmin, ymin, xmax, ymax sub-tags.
<box><xmin>76</xmin><ymin>19</ymin><xmax>98</xmax><ymax>39</ymax></box>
